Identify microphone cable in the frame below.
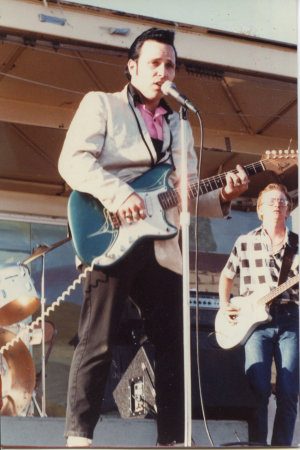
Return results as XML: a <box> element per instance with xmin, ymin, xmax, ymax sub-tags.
<box><xmin>193</xmin><ymin>109</ymin><xmax>215</xmax><ymax>447</ymax></box>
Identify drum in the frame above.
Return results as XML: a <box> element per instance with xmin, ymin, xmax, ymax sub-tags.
<box><xmin>0</xmin><ymin>327</ymin><xmax>35</xmax><ymax>415</ymax></box>
<box><xmin>0</xmin><ymin>263</ymin><xmax>40</xmax><ymax>326</ymax></box>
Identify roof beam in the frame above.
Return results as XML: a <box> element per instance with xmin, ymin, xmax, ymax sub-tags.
<box><xmin>10</xmin><ymin>123</ymin><xmax>58</xmax><ymax>169</ymax></box>
<box><xmin>0</xmin><ymin>97</ymin><xmax>76</xmax><ymax>129</ymax></box>
<box><xmin>256</xmin><ymin>98</ymin><xmax>297</xmax><ymax>135</ymax></box>
<box><xmin>76</xmin><ymin>50</ymin><xmax>107</xmax><ymax>91</ymax></box>
<box><xmin>0</xmin><ymin>45</ymin><xmax>25</xmax><ymax>83</ymax></box>
<box><xmin>0</xmin><ymin>189</ymin><xmax>68</xmax><ymax>217</ymax></box>
<box><xmin>0</xmin><ymin>0</ymin><xmax>297</xmax><ymax>79</ymax></box>
<box><xmin>220</xmin><ymin>78</ymin><xmax>255</xmax><ymax>135</ymax></box>
<box><xmin>193</xmin><ymin>127</ymin><xmax>298</xmax><ymax>155</ymax></box>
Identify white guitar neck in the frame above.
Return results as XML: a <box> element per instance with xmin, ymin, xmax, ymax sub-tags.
<box><xmin>259</xmin><ymin>274</ymin><xmax>299</xmax><ymax>307</ymax></box>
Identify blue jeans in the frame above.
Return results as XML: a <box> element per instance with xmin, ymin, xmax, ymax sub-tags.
<box><xmin>245</xmin><ymin>302</ymin><xmax>299</xmax><ymax>446</ymax></box>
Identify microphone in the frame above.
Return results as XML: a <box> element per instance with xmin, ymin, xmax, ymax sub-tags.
<box><xmin>161</xmin><ymin>80</ymin><xmax>198</xmax><ymax>113</ymax></box>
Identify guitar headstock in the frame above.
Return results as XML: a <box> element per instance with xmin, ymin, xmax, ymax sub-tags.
<box><xmin>262</xmin><ymin>149</ymin><xmax>298</xmax><ymax>175</ymax></box>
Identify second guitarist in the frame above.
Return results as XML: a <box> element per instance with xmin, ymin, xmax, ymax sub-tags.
<box><xmin>218</xmin><ymin>183</ymin><xmax>299</xmax><ymax>447</ymax></box>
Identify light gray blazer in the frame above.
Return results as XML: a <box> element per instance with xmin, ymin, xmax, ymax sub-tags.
<box><xmin>59</xmin><ymin>85</ymin><xmax>226</xmax><ymax>274</ymax></box>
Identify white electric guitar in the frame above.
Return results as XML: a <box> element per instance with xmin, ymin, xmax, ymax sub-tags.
<box><xmin>215</xmin><ymin>274</ymin><xmax>299</xmax><ymax>349</ymax></box>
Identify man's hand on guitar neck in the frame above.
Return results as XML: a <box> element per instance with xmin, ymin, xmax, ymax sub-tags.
<box><xmin>118</xmin><ymin>192</ymin><xmax>147</xmax><ymax>224</ymax></box>
<box><xmin>220</xmin><ymin>164</ymin><xmax>249</xmax><ymax>203</ymax></box>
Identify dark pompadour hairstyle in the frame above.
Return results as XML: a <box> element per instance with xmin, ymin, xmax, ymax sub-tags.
<box><xmin>125</xmin><ymin>27</ymin><xmax>177</xmax><ymax>80</ymax></box>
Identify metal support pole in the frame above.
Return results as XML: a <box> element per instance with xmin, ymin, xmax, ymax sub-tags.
<box><xmin>41</xmin><ymin>254</ymin><xmax>47</xmax><ymax>417</ymax></box>
<box><xmin>180</xmin><ymin>106</ymin><xmax>192</xmax><ymax>447</ymax></box>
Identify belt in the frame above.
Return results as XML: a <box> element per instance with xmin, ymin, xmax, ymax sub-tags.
<box><xmin>271</xmin><ymin>300</ymin><xmax>299</xmax><ymax>307</ymax></box>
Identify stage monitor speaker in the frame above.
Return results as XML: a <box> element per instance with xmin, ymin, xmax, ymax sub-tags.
<box><xmin>101</xmin><ymin>344</ymin><xmax>136</xmax><ymax>413</ymax></box>
<box><xmin>112</xmin><ymin>345</ymin><xmax>156</xmax><ymax>419</ymax></box>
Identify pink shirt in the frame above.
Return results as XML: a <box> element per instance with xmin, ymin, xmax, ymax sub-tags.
<box><xmin>137</xmin><ymin>104</ymin><xmax>167</xmax><ymax>140</ymax></box>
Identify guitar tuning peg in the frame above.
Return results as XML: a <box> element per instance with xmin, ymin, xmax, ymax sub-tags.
<box><xmin>284</xmin><ymin>149</ymin><xmax>289</xmax><ymax>154</ymax></box>
<box><xmin>271</xmin><ymin>150</ymin><xmax>277</xmax><ymax>158</ymax></box>
<box><xmin>266</xmin><ymin>150</ymin><xmax>271</xmax><ymax>158</ymax></box>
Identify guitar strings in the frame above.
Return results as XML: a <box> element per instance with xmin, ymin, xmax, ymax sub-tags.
<box><xmin>160</xmin><ymin>153</ymin><xmax>297</xmax><ymax>207</ymax></box>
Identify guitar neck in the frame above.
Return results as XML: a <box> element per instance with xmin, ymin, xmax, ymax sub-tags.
<box><xmin>260</xmin><ymin>274</ymin><xmax>299</xmax><ymax>306</ymax></box>
<box><xmin>158</xmin><ymin>160</ymin><xmax>265</xmax><ymax>210</ymax></box>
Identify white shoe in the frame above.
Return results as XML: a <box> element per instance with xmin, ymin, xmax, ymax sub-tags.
<box><xmin>66</xmin><ymin>436</ymin><xmax>92</xmax><ymax>447</ymax></box>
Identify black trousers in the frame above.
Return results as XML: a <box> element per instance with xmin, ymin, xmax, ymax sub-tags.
<box><xmin>65</xmin><ymin>241</ymin><xmax>184</xmax><ymax>445</ymax></box>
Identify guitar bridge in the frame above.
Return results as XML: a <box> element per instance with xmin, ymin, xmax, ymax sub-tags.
<box><xmin>108</xmin><ymin>211</ymin><xmax>120</xmax><ymax>229</ymax></box>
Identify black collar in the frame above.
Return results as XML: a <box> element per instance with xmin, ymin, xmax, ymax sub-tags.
<box><xmin>128</xmin><ymin>83</ymin><xmax>173</xmax><ymax>118</ymax></box>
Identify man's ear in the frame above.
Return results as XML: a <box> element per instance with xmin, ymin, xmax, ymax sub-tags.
<box><xmin>257</xmin><ymin>205</ymin><xmax>263</xmax><ymax>221</ymax></box>
<box><xmin>128</xmin><ymin>59</ymin><xmax>137</xmax><ymax>77</ymax></box>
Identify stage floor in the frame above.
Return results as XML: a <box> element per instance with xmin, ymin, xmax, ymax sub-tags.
<box><xmin>1</xmin><ymin>415</ymin><xmax>248</xmax><ymax>448</ymax></box>
<box><xmin>2</xmin><ymin>400</ymin><xmax>300</xmax><ymax>449</ymax></box>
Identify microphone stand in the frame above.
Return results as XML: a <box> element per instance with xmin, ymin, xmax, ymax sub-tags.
<box><xmin>40</xmin><ymin>253</ymin><xmax>47</xmax><ymax>417</ymax></box>
<box><xmin>179</xmin><ymin>105</ymin><xmax>192</xmax><ymax>447</ymax></box>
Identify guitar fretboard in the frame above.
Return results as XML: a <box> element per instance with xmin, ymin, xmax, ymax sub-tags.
<box><xmin>259</xmin><ymin>274</ymin><xmax>299</xmax><ymax>306</ymax></box>
<box><xmin>158</xmin><ymin>160</ymin><xmax>265</xmax><ymax>210</ymax></box>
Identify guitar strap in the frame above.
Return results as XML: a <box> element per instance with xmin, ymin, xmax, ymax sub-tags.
<box><xmin>278</xmin><ymin>231</ymin><xmax>298</xmax><ymax>286</ymax></box>
<box><xmin>127</xmin><ymin>85</ymin><xmax>175</xmax><ymax>170</ymax></box>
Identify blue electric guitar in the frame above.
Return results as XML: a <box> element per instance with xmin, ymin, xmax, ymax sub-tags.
<box><xmin>68</xmin><ymin>150</ymin><xmax>297</xmax><ymax>267</ymax></box>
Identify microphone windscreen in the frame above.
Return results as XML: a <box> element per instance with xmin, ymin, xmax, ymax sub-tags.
<box><xmin>161</xmin><ymin>80</ymin><xmax>175</xmax><ymax>95</ymax></box>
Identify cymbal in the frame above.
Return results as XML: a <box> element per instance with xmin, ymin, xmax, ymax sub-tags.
<box><xmin>23</xmin><ymin>236</ymin><xmax>71</xmax><ymax>264</ymax></box>
<box><xmin>0</xmin><ymin>327</ymin><xmax>35</xmax><ymax>415</ymax></box>
<box><xmin>0</xmin><ymin>296</ymin><xmax>40</xmax><ymax>327</ymax></box>
<box><xmin>0</xmin><ymin>263</ymin><xmax>40</xmax><ymax>326</ymax></box>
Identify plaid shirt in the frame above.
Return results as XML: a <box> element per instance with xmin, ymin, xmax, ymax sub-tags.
<box><xmin>223</xmin><ymin>226</ymin><xmax>299</xmax><ymax>304</ymax></box>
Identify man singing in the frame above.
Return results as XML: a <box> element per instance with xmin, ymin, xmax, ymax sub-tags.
<box><xmin>59</xmin><ymin>27</ymin><xmax>248</xmax><ymax>447</ymax></box>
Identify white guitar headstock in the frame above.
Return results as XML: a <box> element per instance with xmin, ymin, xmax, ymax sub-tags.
<box><xmin>265</xmin><ymin>149</ymin><xmax>298</xmax><ymax>158</ymax></box>
<box><xmin>262</xmin><ymin>149</ymin><xmax>298</xmax><ymax>174</ymax></box>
